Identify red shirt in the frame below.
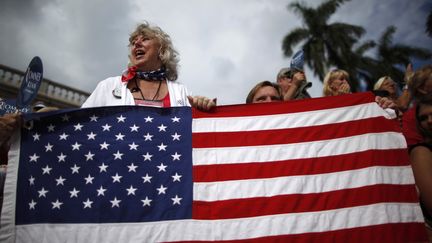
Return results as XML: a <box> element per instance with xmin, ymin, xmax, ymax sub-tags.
<box><xmin>402</xmin><ymin>105</ymin><xmax>423</xmax><ymax>146</ymax></box>
<box><xmin>134</xmin><ymin>92</ymin><xmax>171</xmax><ymax>107</ymax></box>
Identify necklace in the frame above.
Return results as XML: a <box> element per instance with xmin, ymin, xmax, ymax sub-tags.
<box><xmin>132</xmin><ymin>78</ymin><xmax>162</xmax><ymax>101</ymax></box>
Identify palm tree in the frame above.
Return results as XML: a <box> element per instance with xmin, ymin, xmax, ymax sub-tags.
<box><xmin>373</xmin><ymin>26</ymin><xmax>431</xmax><ymax>87</ymax></box>
<box><xmin>345</xmin><ymin>40</ymin><xmax>379</xmax><ymax>91</ymax></box>
<box><xmin>282</xmin><ymin>0</ymin><xmax>364</xmax><ymax>82</ymax></box>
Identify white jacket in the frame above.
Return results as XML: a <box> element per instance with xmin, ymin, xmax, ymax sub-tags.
<box><xmin>82</xmin><ymin>76</ymin><xmax>191</xmax><ymax>108</ymax></box>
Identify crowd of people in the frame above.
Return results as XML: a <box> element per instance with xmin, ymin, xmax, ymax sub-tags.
<box><xmin>0</xmin><ymin>21</ymin><xmax>431</xmax><ymax>239</ymax></box>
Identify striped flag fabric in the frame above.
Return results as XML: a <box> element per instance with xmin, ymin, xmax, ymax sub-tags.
<box><xmin>0</xmin><ymin>92</ymin><xmax>427</xmax><ymax>242</ymax></box>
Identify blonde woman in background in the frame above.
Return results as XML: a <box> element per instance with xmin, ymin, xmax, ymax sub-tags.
<box><xmin>322</xmin><ymin>69</ymin><xmax>351</xmax><ymax>97</ymax></box>
<box><xmin>373</xmin><ymin>75</ymin><xmax>411</xmax><ymax>112</ymax></box>
<box><xmin>322</xmin><ymin>69</ymin><xmax>396</xmax><ymax>109</ymax></box>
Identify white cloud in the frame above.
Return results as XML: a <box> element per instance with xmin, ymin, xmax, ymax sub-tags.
<box><xmin>0</xmin><ymin>0</ymin><xmax>430</xmax><ymax>105</ymax></box>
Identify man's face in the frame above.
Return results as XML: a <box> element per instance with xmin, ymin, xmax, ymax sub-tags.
<box><xmin>277</xmin><ymin>75</ymin><xmax>292</xmax><ymax>94</ymax></box>
<box><xmin>252</xmin><ymin>86</ymin><xmax>282</xmax><ymax>103</ymax></box>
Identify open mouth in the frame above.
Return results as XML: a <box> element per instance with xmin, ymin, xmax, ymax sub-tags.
<box><xmin>135</xmin><ymin>50</ymin><xmax>145</xmax><ymax>59</ymax></box>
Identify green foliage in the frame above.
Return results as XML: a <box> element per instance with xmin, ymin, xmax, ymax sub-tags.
<box><xmin>365</xmin><ymin>26</ymin><xmax>431</xmax><ymax>89</ymax></box>
<box><xmin>282</xmin><ymin>0</ymin><xmax>432</xmax><ymax>92</ymax></box>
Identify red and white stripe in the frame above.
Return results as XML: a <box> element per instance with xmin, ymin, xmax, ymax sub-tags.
<box><xmin>189</xmin><ymin>92</ymin><xmax>426</xmax><ymax>242</ymax></box>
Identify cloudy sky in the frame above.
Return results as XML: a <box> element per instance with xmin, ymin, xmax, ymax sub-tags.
<box><xmin>1</xmin><ymin>0</ymin><xmax>431</xmax><ymax>105</ymax></box>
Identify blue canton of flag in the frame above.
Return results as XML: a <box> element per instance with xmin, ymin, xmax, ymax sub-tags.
<box><xmin>16</xmin><ymin>106</ymin><xmax>193</xmax><ymax>224</ymax></box>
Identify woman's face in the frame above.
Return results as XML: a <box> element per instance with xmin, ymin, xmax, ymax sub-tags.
<box><xmin>380</xmin><ymin>78</ymin><xmax>396</xmax><ymax>95</ymax></box>
<box><xmin>130</xmin><ymin>35</ymin><xmax>162</xmax><ymax>71</ymax></box>
<box><xmin>418</xmin><ymin>103</ymin><xmax>432</xmax><ymax>134</ymax></box>
<box><xmin>418</xmin><ymin>78</ymin><xmax>432</xmax><ymax>95</ymax></box>
<box><xmin>252</xmin><ymin>86</ymin><xmax>281</xmax><ymax>103</ymax></box>
<box><xmin>330</xmin><ymin>75</ymin><xmax>349</xmax><ymax>91</ymax></box>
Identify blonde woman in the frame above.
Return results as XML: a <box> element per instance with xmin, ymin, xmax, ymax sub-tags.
<box><xmin>322</xmin><ymin>69</ymin><xmax>351</xmax><ymax>97</ymax></box>
<box><xmin>374</xmin><ymin>75</ymin><xmax>411</xmax><ymax>112</ymax></box>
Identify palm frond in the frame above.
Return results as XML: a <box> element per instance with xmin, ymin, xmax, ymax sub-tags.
<box><xmin>288</xmin><ymin>2</ymin><xmax>313</xmax><ymax>22</ymax></box>
<box><xmin>282</xmin><ymin>28</ymin><xmax>309</xmax><ymax>57</ymax></box>
<box><xmin>317</xmin><ymin>0</ymin><xmax>350</xmax><ymax>21</ymax></box>
<box><xmin>391</xmin><ymin>44</ymin><xmax>432</xmax><ymax>59</ymax></box>
<box><xmin>304</xmin><ymin>39</ymin><xmax>327</xmax><ymax>79</ymax></box>
<box><xmin>354</xmin><ymin>40</ymin><xmax>376</xmax><ymax>55</ymax></box>
<box><xmin>378</xmin><ymin>26</ymin><xmax>396</xmax><ymax>50</ymax></box>
<box><xmin>329</xmin><ymin>23</ymin><xmax>365</xmax><ymax>38</ymax></box>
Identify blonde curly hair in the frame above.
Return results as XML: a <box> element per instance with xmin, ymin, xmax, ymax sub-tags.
<box><xmin>322</xmin><ymin>69</ymin><xmax>350</xmax><ymax>97</ymax></box>
<box><xmin>129</xmin><ymin>22</ymin><xmax>179</xmax><ymax>81</ymax></box>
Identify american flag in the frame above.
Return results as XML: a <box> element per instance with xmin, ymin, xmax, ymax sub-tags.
<box><xmin>0</xmin><ymin>92</ymin><xmax>427</xmax><ymax>242</ymax></box>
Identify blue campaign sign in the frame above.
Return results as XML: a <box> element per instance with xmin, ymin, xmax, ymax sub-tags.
<box><xmin>290</xmin><ymin>50</ymin><xmax>304</xmax><ymax>71</ymax></box>
<box><xmin>0</xmin><ymin>98</ymin><xmax>30</xmax><ymax>115</ymax></box>
<box><xmin>16</xmin><ymin>56</ymin><xmax>43</xmax><ymax>109</ymax></box>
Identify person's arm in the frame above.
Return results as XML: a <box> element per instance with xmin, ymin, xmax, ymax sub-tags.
<box><xmin>283</xmin><ymin>72</ymin><xmax>305</xmax><ymax>101</ymax></box>
<box><xmin>410</xmin><ymin>145</ymin><xmax>432</xmax><ymax>217</ymax></box>
<box><xmin>187</xmin><ymin>96</ymin><xmax>216</xmax><ymax>111</ymax></box>
<box><xmin>375</xmin><ymin>96</ymin><xmax>397</xmax><ymax>109</ymax></box>
<box><xmin>283</xmin><ymin>83</ymin><xmax>299</xmax><ymax>101</ymax></box>
<box><xmin>396</xmin><ymin>89</ymin><xmax>411</xmax><ymax>112</ymax></box>
<box><xmin>396</xmin><ymin>63</ymin><xmax>414</xmax><ymax>112</ymax></box>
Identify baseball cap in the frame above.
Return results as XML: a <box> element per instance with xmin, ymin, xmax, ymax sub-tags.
<box><xmin>277</xmin><ymin>67</ymin><xmax>292</xmax><ymax>80</ymax></box>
